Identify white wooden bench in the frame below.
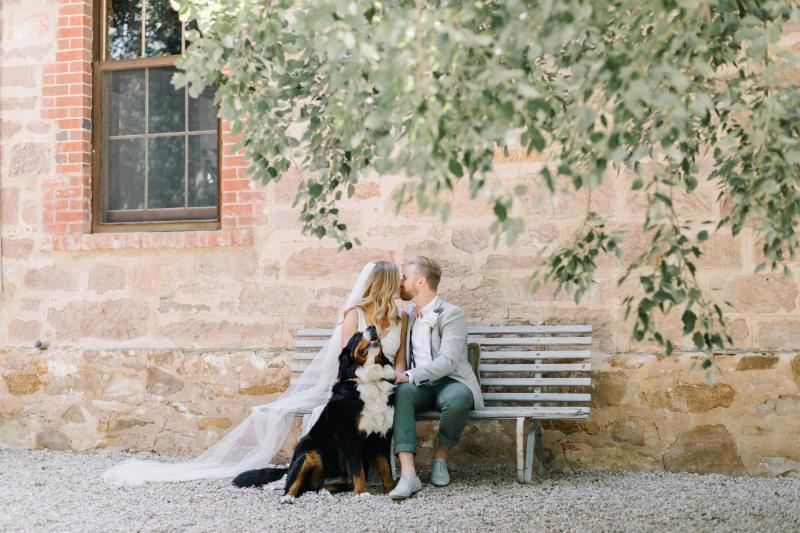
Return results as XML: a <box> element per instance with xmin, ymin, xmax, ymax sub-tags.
<box><xmin>290</xmin><ymin>325</ymin><xmax>592</xmax><ymax>483</ymax></box>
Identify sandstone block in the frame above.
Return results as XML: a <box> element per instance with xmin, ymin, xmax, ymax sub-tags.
<box><xmin>482</xmin><ymin>255</ymin><xmax>546</xmax><ymax>270</ymax></box>
<box><xmin>440</xmin><ymin>286</ymin><xmax>506</xmax><ymax>321</ymax></box>
<box><xmin>353</xmin><ymin>181</ymin><xmax>380</xmax><ymax>199</ymax></box>
<box><xmin>301</xmin><ymin>303</ymin><xmax>340</xmax><ymax>325</ymax></box>
<box><xmin>285</xmin><ymin>248</ymin><xmax>395</xmax><ymax>279</ymax></box>
<box><xmin>792</xmin><ymin>355</ymin><xmax>800</xmax><ymax>386</ymax></box>
<box><xmin>158</xmin><ymin>319</ymin><xmax>280</xmax><ymax>346</ymax></box>
<box><xmin>196</xmin><ymin>252</ymin><xmax>257</xmax><ymax>280</ymax></box>
<box><xmin>611</xmin><ymin>417</ymin><xmax>647</xmax><ymax>446</ymax></box>
<box><xmin>88</xmin><ymin>265</ymin><xmax>126</xmax><ymax>294</ymax></box>
<box><xmin>0</xmin><ymin>119</ymin><xmax>22</xmax><ymax>139</ymax></box>
<box><xmin>756</xmin><ymin>456</ymin><xmax>800</xmax><ymax>477</ymax></box>
<box><xmin>3</xmin><ymin>372</ymin><xmax>41</xmax><ymax>396</ymax></box>
<box><xmin>111</xmin><ymin>418</ymin><xmax>152</xmax><ymax>432</ymax></box>
<box><xmin>0</xmin><ymin>187</ymin><xmax>19</xmax><ymax>225</ymax></box>
<box><xmin>104</xmin><ymin>374</ymin><xmax>146</xmax><ymax>398</ymax></box>
<box><xmin>62</xmin><ymin>405</ymin><xmax>85</xmax><ymax>424</ymax></box>
<box><xmin>694</xmin><ymin>232</ymin><xmax>742</xmax><ymax>270</ymax></box>
<box><xmin>402</xmin><ymin>239</ymin><xmax>444</xmax><ymax>258</ymax></box>
<box><xmin>712</xmin><ymin>274</ymin><xmax>798</xmax><ymax>313</ymax></box>
<box><xmin>662</xmin><ymin>424</ymin><xmax>745</xmax><ymax>474</ymax></box>
<box><xmin>451</xmin><ymin>227</ymin><xmax>490</xmax><ymax>253</ymax></box>
<box><xmin>756</xmin><ymin>320</ymin><xmax>800</xmax><ymax>349</ymax></box>
<box><xmin>563</xmin><ymin>442</ymin><xmax>659</xmax><ymax>470</ymax></box>
<box><xmin>24</xmin><ymin>265</ymin><xmax>79</xmax><ymax>291</ymax></box>
<box><xmin>198</xmin><ymin>417</ymin><xmax>232</xmax><ymax>430</ymax></box>
<box><xmin>513</xmin><ymin>223</ymin><xmax>559</xmax><ymax>249</ymax></box>
<box><xmin>648</xmin><ymin>383</ymin><xmax>735</xmax><ymax>413</ymax></box>
<box><xmin>736</xmin><ymin>355</ymin><xmax>779</xmax><ymax>371</ymax></box>
<box><xmin>35</xmin><ymin>428</ymin><xmax>71</xmax><ymax>451</ymax></box>
<box><xmin>240</xmin><ymin>372</ymin><xmax>290</xmax><ymax>395</ymax></box>
<box><xmin>9</xmin><ymin>142</ymin><xmax>51</xmax><ymax>176</ymax></box>
<box><xmin>2</xmin><ymin>238</ymin><xmax>33</xmax><ymax>260</ymax></box>
<box><xmin>49</xmin><ymin>300</ymin><xmax>150</xmax><ymax>340</ymax></box>
<box><xmin>131</xmin><ymin>264</ymin><xmax>182</xmax><ymax>294</ymax></box>
<box><xmin>238</xmin><ymin>286</ymin><xmax>296</xmax><ymax>314</ymax></box>
<box><xmin>146</xmin><ymin>367</ymin><xmax>184</xmax><ymax>396</ymax></box>
<box><xmin>8</xmin><ymin>319</ymin><xmax>40</xmax><ymax>342</ymax></box>
<box><xmin>591</xmin><ymin>371</ymin><xmax>628</xmax><ymax>407</ymax></box>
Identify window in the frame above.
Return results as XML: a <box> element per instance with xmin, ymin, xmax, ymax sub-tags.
<box><xmin>93</xmin><ymin>0</ymin><xmax>219</xmax><ymax>231</ymax></box>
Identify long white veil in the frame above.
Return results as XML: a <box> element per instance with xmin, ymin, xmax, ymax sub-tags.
<box><xmin>102</xmin><ymin>263</ymin><xmax>377</xmax><ymax>485</ymax></box>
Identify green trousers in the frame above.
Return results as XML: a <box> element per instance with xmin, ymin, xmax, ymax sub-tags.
<box><xmin>393</xmin><ymin>377</ymin><xmax>474</xmax><ymax>454</ymax></box>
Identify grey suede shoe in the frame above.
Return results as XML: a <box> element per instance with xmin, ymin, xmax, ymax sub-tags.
<box><xmin>388</xmin><ymin>475</ymin><xmax>422</xmax><ymax>500</ymax></box>
<box><xmin>431</xmin><ymin>459</ymin><xmax>450</xmax><ymax>487</ymax></box>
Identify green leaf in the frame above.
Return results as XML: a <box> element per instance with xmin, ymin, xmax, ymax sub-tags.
<box><xmin>681</xmin><ymin>309</ymin><xmax>697</xmax><ymax>335</ymax></box>
<box><xmin>449</xmin><ymin>159</ymin><xmax>464</xmax><ymax>178</ymax></box>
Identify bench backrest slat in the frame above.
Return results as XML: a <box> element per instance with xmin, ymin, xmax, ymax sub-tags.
<box><xmin>291</xmin><ymin>324</ymin><xmax>593</xmax><ymax>410</ymax></box>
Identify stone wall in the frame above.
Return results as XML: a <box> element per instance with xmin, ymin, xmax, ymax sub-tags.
<box><xmin>1</xmin><ymin>1</ymin><xmax>799</xmax><ymax>475</ymax></box>
<box><xmin>2</xmin><ymin>346</ymin><xmax>798</xmax><ymax>476</ymax></box>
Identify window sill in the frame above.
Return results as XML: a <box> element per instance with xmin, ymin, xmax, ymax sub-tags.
<box><xmin>50</xmin><ymin>228</ymin><xmax>253</xmax><ymax>251</ymax></box>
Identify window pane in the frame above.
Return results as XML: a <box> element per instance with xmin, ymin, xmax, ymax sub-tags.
<box><xmin>106</xmin><ymin>70</ymin><xmax>145</xmax><ymax>136</ymax></box>
<box><xmin>145</xmin><ymin>0</ymin><xmax>182</xmax><ymax>57</ymax></box>
<box><xmin>148</xmin><ymin>136</ymin><xmax>185</xmax><ymax>208</ymax></box>
<box><xmin>148</xmin><ymin>67</ymin><xmax>184</xmax><ymax>134</ymax></box>
<box><xmin>108</xmin><ymin>138</ymin><xmax>145</xmax><ymax>210</ymax></box>
<box><xmin>188</xmin><ymin>85</ymin><xmax>217</xmax><ymax>132</ymax></box>
<box><xmin>188</xmin><ymin>134</ymin><xmax>218</xmax><ymax>207</ymax></box>
<box><xmin>107</xmin><ymin>0</ymin><xmax>142</xmax><ymax>60</ymax></box>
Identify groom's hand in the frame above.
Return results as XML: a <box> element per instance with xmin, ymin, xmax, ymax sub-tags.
<box><xmin>394</xmin><ymin>370</ymin><xmax>410</xmax><ymax>384</ymax></box>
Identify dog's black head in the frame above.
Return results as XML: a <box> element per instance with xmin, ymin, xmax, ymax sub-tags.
<box><xmin>338</xmin><ymin>326</ymin><xmax>387</xmax><ymax>381</ymax></box>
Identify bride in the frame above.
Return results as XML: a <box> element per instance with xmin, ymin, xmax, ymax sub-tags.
<box><xmin>102</xmin><ymin>261</ymin><xmax>408</xmax><ymax>485</ymax></box>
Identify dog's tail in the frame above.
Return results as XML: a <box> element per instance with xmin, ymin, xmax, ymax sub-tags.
<box><xmin>232</xmin><ymin>467</ymin><xmax>287</xmax><ymax>488</ymax></box>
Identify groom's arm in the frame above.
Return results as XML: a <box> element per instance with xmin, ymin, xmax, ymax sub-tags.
<box><xmin>407</xmin><ymin>306</ymin><xmax>467</xmax><ymax>384</ymax></box>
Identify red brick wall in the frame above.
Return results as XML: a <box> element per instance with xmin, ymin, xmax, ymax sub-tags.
<box><xmin>42</xmin><ymin>0</ymin><xmax>266</xmax><ymax>251</ymax></box>
<box><xmin>41</xmin><ymin>0</ymin><xmax>93</xmax><ymax>236</ymax></box>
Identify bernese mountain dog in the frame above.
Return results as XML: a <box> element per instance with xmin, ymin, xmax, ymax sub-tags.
<box><xmin>232</xmin><ymin>325</ymin><xmax>396</xmax><ymax>503</ymax></box>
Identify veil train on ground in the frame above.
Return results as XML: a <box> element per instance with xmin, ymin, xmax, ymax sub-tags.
<box><xmin>102</xmin><ymin>263</ymin><xmax>377</xmax><ymax>486</ymax></box>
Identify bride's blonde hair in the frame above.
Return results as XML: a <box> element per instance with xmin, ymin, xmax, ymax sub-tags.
<box><xmin>346</xmin><ymin>261</ymin><xmax>399</xmax><ymax>334</ymax></box>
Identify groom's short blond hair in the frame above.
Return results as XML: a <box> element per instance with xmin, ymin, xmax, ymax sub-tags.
<box><xmin>408</xmin><ymin>256</ymin><xmax>442</xmax><ymax>291</ymax></box>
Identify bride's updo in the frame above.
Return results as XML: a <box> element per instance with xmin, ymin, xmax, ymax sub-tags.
<box><xmin>347</xmin><ymin>261</ymin><xmax>400</xmax><ymax>334</ymax></box>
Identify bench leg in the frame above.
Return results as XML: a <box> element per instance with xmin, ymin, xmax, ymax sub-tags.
<box><xmin>516</xmin><ymin>418</ymin><xmax>546</xmax><ymax>483</ymax></box>
<box><xmin>516</xmin><ymin>418</ymin><xmax>526</xmax><ymax>483</ymax></box>
<box><xmin>531</xmin><ymin>421</ymin><xmax>546</xmax><ymax>477</ymax></box>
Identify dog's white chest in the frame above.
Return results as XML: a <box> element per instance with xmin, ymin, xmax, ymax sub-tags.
<box><xmin>354</xmin><ymin>364</ymin><xmax>395</xmax><ymax>437</ymax></box>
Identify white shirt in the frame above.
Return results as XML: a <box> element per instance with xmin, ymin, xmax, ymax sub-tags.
<box><xmin>406</xmin><ymin>296</ymin><xmax>440</xmax><ymax>382</ymax></box>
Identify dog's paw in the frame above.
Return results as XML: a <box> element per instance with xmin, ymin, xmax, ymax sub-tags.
<box><xmin>280</xmin><ymin>494</ymin><xmax>296</xmax><ymax>504</ymax></box>
<box><xmin>382</xmin><ymin>365</ymin><xmax>396</xmax><ymax>380</ymax></box>
<box><xmin>318</xmin><ymin>489</ymin><xmax>333</xmax><ymax>498</ymax></box>
<box><xmin>355</xmin><ymin>492</ymin><xmax>372</xmax><ymax>499</ymax></box>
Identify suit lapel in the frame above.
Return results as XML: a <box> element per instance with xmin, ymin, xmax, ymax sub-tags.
<box><xmin>430</xmin><ymin>299</ymin><xmax>445</xmax><ymax>357</ymax></box>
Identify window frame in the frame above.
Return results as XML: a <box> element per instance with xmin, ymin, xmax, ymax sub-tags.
<box><xmin>91</xmin><ymin>1</ymin><xmax>221</xmax><ymax>233</ymax></box>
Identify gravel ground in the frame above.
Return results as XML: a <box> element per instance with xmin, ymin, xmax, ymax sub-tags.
<box><xmin>1</xmin><ymin>449</ymin><xmax>798</xmax><ymax>532</ymax></box>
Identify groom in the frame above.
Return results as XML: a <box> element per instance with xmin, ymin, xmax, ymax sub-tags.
<box><xmin>390</xmin><ymin>256</ymin><xmax>483</xmax><ymax>500</ymax></box>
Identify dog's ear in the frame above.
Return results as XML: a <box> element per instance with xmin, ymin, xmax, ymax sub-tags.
<box><xmin>338</xmin><ymin>331</ymin><xmax>362</xmax><ymax>380</ymax></box>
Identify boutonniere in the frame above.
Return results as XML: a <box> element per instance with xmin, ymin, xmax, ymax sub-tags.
<box><xmin>420</xmin><ymin>305</ymin><xmax>445</xmax><ymax>329</ymax></box>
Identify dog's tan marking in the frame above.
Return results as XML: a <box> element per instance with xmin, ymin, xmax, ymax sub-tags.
<box><xmin>285</xmin><ymin>451</ymin><xmax>323</xmax><ymax>498</ymax></box>
<box><xmin>352</xmin><ymin>468</ymin><xmax>368</xmax><ymax>494</ymax></box>
<box><xmin>373</xmin><ymin>454</ymin><xmax>394</xmax><ymax>492</ymax></box>
<box><xmin>324</xmin><ymin>480</ymin><xmax>354</xmax><ymax>493</ymax></box>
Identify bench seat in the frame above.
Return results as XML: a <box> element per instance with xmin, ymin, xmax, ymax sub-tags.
<box><xmin>291</xmin><ymin>324</ymin><xmax>593</xmax><ymax>482</ymax></box>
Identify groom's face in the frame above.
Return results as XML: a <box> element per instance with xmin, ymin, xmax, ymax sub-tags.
<box><xmin>399</xmin><ymin>264</ymin><xmax>421</xmax><ymax>301</ymax></box>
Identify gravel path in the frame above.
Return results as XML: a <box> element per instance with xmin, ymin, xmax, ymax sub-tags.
<box><xmin>1</xmin><ymin>449</ymin><xmax>798</xmax><ymax>532</ymax></box>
